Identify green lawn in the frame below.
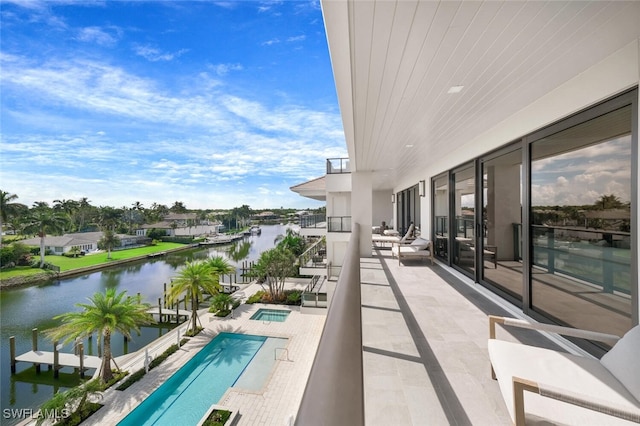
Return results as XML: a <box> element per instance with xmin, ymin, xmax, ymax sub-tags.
<box><xmin>0</xmin><ymin>266</ymin><xmax>49</xmax><ymax>278</ymax></box>
<box><xmin>1</xmin><ymin>243</ymin><xmax>187</xmax><ymax>279</ymax></box>
<box><xmin>45</xmin><ymin>242</ymin><xmax>186</xmax><ymax>271</ymax></box>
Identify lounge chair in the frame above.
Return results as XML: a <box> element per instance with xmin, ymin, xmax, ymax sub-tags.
<box><xmin>372</xmin><ymin>225</ymin><xmax>410</xmax><ymax>247</ymax></box>
<box><xmin>488</xmin><ymin>315</ymin><xmax>640</xmax><ymax>425</ymax></box>
<box><xmin>391</xmin><ymin>234</ymin><xmax>434</xmax><ymax>265</ymax></box>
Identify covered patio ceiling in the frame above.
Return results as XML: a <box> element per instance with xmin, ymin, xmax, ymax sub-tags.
<box><xmin>321</xmin><ymin>0</ymin><xmax>640</xmax><ymax>190</ymax></box>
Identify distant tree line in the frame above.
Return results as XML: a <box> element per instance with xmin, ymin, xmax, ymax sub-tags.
<box><xmin>0</xmin><ymin>190</ymin><xmax>322</xmax><ymax>246</ymax></box>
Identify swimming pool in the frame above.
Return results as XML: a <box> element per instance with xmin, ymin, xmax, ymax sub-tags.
<box><xmin>250</xmin><ymin>308</ymin><xmax>290</xmax><ymax>322</ymax></box>
<box><xmin>117</xmin><ymin>333</ymin><xmax>269</xmax><ymax>426</ymax></box>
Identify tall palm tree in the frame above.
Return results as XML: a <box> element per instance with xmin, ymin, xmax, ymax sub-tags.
<box><xmin>53</xmin><ymin>198</ymin><xmax>79</xmax><ymax>233</ymax></box>
<box><xmin>23</xmin><ymin>202</ymin><xmax>67</xmax><ymax>267</ymax></box>
<box><xmin>98</xmin><ymin>229</ymin><xmax>121</xmax><ymax>260</ymax></box>
<box><xmin>0</xmin><ymin>190</ymin><xmax>27</xmax><ymax>248</ymax></box>
<box><xmin>45</xmin><ymin>289</ymin><xmax>153</xmax><ymax>383</ymax></box>
<box><xmin>168</xmin><ymin>260</ymin><xmax>221</xmax><ymax>333</ymax></box>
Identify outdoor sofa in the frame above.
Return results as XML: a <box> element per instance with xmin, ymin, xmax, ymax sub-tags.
<box><xmin>488</xmin><ymin>315</ymin><xmax>640</xmax><ymax>425</ymax></box>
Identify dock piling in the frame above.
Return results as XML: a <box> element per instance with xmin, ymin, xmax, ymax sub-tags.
<box><xmin>53</xmin><ymin>341</ymin><xmax>59</xmax><ymax>379</ymax></box>
<box><xmin>32</xmin><ymin>328</ymin><xmax>40</xmax><ymax>373</ymax></box>
<box><xmin>10</xmin><ymin>336</ymin><xmax>16</xmax><ymax>373</ymax></box>
<box><xmin>79</xmin><ymin>342</ymin><xmax>85</xmax><ymax>378</ymax></box>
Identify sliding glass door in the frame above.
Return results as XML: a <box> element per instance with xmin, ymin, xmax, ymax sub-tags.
<box><xmin>452</xmin><ymin>163</ymin><xmax>476</xmax><ymax>276</ymax></box>
<box><xmin>432</xmin><ymin>173</ymin><xmax>449</xmax><ymax>261</ymax></box>
<box><xmin>529</xmin><ymin>104</ymin><xmax>633</xmax><ymax>336</ymax></box>
<box><xmin>429</xmin><ymin>89</ymin><xmax>636</xmax><ymax>350</ymax></box>
<box><xmin>480</xmin><ymin>146</ymin><xmax>523</xmax><ymax>302</ymax></box>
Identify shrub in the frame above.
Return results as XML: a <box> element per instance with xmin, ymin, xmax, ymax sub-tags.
<box><xmin>1</xmin><ymin>243</ymin><xmax>32</xmax><ymax>267</ymax></box>
<box><xmin>246</xmin><ymin>291</ymin><xmax>268</xmax><ymax>304</ymax></box>
<box><xmin>285</xmin><ymin>290</ymin><xmax>302</xmax><ymax>305</ymax></box>
<box><xmin>116</xmin><ymin>369</ymin><xmax>145</xmax><ymax>391</ymax></box>
<box><xmin>185</xmin><ymin>327</ymin><xmax>203</xmax><ymax>337</ymax></box>
<box><xmin>203</xmin><ymin>409</ymin><xmax>231</xmax><ymax>426</ymax></box>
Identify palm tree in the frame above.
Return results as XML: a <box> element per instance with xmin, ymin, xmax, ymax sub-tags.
<box><xmin>170</xmin><ymin>201</ymin><xmax>187</xmax><ymax>213</ymax></box>
<box><xmin>45</xmin><ymin>289</ymin><xmax>153</xmax><ymax>383</ymax></box>
<box><xmin>75</xmin><ymin>197</ymin><xmax>94</xmax><ymax>232</ymax></box>
<box><xmin>167</xmin><ymin>260</ymin><xmax>221</xmax><ymax>333</ymax></box>
<box><xmin>205</xmin><ymin>255</ymin><xmax>236</xmax><ymax>287</ymax></box>
<box><xmin>0</xmin><ymin>191</ymin><xmax>27</xmax><ymax>247</ymax></box>
<box><xmin>53</xmin><ymin>199</ymin><xmax>79</xmax><ymax>233</ymax></box>
<box><xmin>211</xmin><ymin>293</ymin><xmax>234</xmax><ymax>315</ymax></box>
<box><xmin>23</xmin><ymin>202</ymin><xmax>67</xmax><ymax>267</ymax></box>
<box><xmin>98</xmin><ymin>229</ymin><xmax>121</xmax><ymax>260</ymax></box>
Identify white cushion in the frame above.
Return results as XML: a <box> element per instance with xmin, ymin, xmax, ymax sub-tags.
<box><xmin>383</xmin><ymin>229</ymin><xmax>399</xmax><ymax>236</ymax></box>
<box><xmin>601</xmin><ymin>325</ymin><xmax>640</xmax><ymax>402</ymax></box>
<box><xmin>410</xmin><ymin>237</ymin><xmax>430</xmax><ymax>249</ymax></box>
<box><xmin>488</xmin><ymin>339</ymin><xmax>640</xmax><ymax>425</ymax></box>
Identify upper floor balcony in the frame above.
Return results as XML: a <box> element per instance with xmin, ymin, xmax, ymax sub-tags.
<box><xmin>326</xmin><ymin>158</ymin><xmax>350</xmax><ymax>174</ymax></box>
<box><xmin>299</xmin><ymin>213</ymin><xmax>327</xmax><ymax>237</ymax></box>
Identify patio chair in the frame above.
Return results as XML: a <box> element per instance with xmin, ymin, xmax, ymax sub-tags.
<box><xmin>391</xmin><ymin>235</ymin><xmax>433</xmax><ymax>266</ymax></box>
<box><xmin>488</xmin><ymin>315</ymin><xmax>640</xmax><ymax>425</ymax></box>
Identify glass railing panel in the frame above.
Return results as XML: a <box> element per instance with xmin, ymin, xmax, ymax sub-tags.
<box><xmin>326</xmin><ymin>158</ymin><xmax>350</xmax><ymax>174</ymax></box>
<box><xmin>327</xmin><ymin>216</ymin><xmax>351</xmax><ymax>232</ymax></box>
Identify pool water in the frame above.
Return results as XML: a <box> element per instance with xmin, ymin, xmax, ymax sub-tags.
<box><xmin>250</xmin><ymin>308</ymin><xmax>291</xmax><ymax>322</ymax></box>
<box><xmin>118</xmin><ymin>333</ymin><xmax>267</xmax><ymax>426</ymax></box>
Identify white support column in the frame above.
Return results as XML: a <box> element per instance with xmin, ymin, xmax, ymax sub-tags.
<box><xmin>352</xmin><ymin>171</ymin><xmax>373</xmax><ymax>257</ymax></box>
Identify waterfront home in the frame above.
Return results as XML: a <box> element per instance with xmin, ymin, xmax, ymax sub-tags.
<box><xmin>20</xmin><ymin>231</ymin><xmax>147</xmax><ymax>255</ymax></box>
<box><xmin>137</xmin><ymin>213</ymin><xmax>222</xmax><ymax>237</ymax></box>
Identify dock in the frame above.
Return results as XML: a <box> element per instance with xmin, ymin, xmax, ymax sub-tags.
<box><xmin>199</xmin><ymin>234</ymin><xmax>244</xmax><ymax>245</ymax></box>
<box><xmin>146</xmin><ymin>307</ymin><xmax>191</xmax><ymax>318</ymax></box>
<box><xmin>10</xmin><ymin>329</ymin><xmax>103</xmax><ymax>378</ymax></box>
<box><xmin>15</xmin><ymin>350</ymin><xmax>102</xmax><ymax>370</ymax></box>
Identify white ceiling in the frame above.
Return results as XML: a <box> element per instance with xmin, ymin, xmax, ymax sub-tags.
<box><xmin>321</xmin><ymin>0</ymin><xmax>640</xmax><ymax>190</ymax></box>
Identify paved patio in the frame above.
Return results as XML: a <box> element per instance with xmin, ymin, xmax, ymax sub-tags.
<box><xmin>362</xmin><ymin>248</ymin><xmax>583</xmax><ymax>426</ymax></box>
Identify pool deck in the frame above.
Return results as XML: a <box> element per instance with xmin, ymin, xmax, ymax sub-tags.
<box><xmin>81</xmin><ymin>283</ymin><xmax>326</xmax><ymax>426</ymax></box>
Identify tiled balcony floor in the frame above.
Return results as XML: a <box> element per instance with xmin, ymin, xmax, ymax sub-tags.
<box><xmin>362</xmin><ymin>249</ymin><xmax>574</xmax><ymax>426</ymax></box>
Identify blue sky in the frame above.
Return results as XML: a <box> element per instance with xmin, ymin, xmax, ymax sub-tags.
<box><xmin>1</xmin><ymin>0</ymin><xmax>345</xmax><ymax>210</ymax></box>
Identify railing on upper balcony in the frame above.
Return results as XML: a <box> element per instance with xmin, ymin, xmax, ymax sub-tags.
<box><xmin>326</xmin><ymin>157</ymin><xmax>350</xmax><ymax>174</ymax></box>
<box><xmin>300</xmin><ymin>214</ymin><xmax>327</xmax><ymax>229</ymax></box>
<box><xmin>328</xmin><ymin>216</ymin><xmax>351</xmax><ymax>232</ymax></box>
<box><xmin>295</xmin><ymin>223</ymin><xmax>363</xmax><ymax>426</ymax></box>
<box><xmin>298</xmin><ymin>237</ymin><xmax>326</xmax><ymax>269</ymax></box>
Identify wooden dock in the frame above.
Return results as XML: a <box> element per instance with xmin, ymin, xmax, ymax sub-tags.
<box><xmin>15</xmin><ymin>350</ymin><xmax>102</xmax><ymax>370</ymax></box>
<box><xmin>147</xmin><ymin>307</ymin><xmax>191</xmax><ymax>317</ymax></box>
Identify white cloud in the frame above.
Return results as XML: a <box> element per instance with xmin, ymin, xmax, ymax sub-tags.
<box><xmin>209</xmin><ymin>63</ymin><xmax>243</xmax><ymax>76</ymax></box>
<box><xmin>132</xmin><ymin>44</ymin><xmax>189</xmax><ymax>62</ymax></box>
<box><xmin>77</xmin><ymin>26</ymin><xmax>119</xmax><ymax>47</ymax></box>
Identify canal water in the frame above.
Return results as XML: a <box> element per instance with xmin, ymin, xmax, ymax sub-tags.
<box><xmin>0</xmin><ymin>224</ymin><xmax>294</xmax><ymax>423</ymax></box>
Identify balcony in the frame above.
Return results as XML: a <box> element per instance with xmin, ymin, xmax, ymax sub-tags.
<box><xmin>299</xmin><ymin>214</ymin><xmax>326</xmax><ymax>237</ymax></box>
<box><xmin>296</xmin><ymin>223</ymin><xmax>585</xmax><ymax>425</ymax></box>
<box><xmin>298</xmin><ymin>237</ymin><xmax>327</xmax><ymax>277</ymax></box>
<box><xmin>327</xmin><ymin>216</ymin><xmax>351</xmax><ymax>233</ymax></box>
<box><xmin>326</xmin><ymin>157</ymin><xmax>350</xmax><ymax>174</ymax></box>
